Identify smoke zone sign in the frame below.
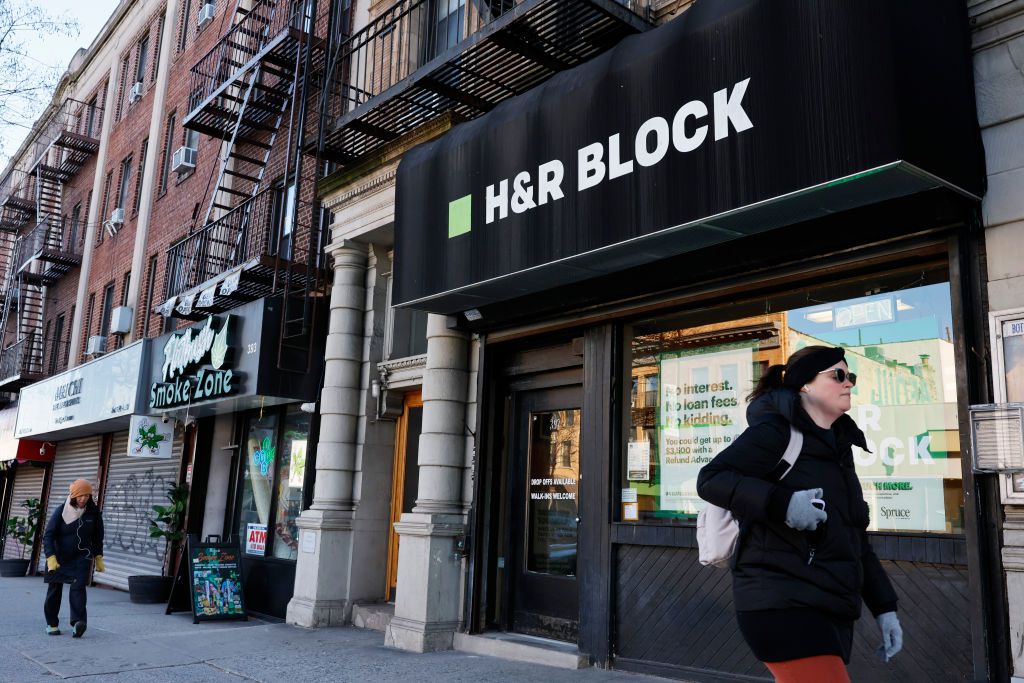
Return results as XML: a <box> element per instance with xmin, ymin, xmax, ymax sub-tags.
<box><xmin>151</xmin><ymin>315</ymin><xmax>236</xmax><ymax>409</ymax></box>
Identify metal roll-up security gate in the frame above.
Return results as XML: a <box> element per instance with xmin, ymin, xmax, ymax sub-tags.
<box><xmin>2</xmin><ymin>464</ymin><xmax>45</xmax><ymax>560</ymax></box>
<box><xmin>38</xmin><ymin>436</ymin><xmax>102</xmax><ymax>572</ymax></box>
<box><xmin>95</xmin><ymin>431</ymin><xmax>183</xmax><ymax>590</ymax></box>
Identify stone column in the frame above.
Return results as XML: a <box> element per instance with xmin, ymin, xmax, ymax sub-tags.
<box><xmin>386</xmin><ymin>314</ymin><xmax>469</xmax><ymax>652</ymax></box>
<box><xmin>287</xmin><ymin>241</ymin><xmax>366</xmax><ymax>627</ymax></box>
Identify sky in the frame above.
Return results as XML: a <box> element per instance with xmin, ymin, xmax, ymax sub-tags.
<box><xmin>0</xmin><ymin>0</ymin><xmax>121</xmax><ymax>167</ymax></box>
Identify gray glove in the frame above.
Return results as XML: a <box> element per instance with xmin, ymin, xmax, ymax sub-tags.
<box><xmin>785</xmin><ymin>488</ymin><xmax>827</xmax><ymax>531</ymax></box>
<box><xmin>876</xmin><ymin>611</ymin><xmax>902</xmax><ymax>661</ymax></box>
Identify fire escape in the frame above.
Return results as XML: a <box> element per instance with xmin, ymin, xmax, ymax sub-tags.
<box><xmin>162</xmin><ymin>0</ymin><xmax>328</xmax><ymax>319</ymax></box>
<box><xmin>0</xmin><ymin>98</ymin><xmax>99</xmax><ymax>389</ymax></box>
<box><xmin>317</xmin><ymin>0</ymin><xmax>653</xmax><ymax>166</ymax></box>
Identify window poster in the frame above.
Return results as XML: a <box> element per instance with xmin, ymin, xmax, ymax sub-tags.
<box><xmin>658</xmin><ymin>342</ymin><xmax>755</xmax><ymax>514</ymax></box>
<box><xmin>1002</xmin><ymin>318</ymin><xmax>1024</xmax><ymax>493</ymax></box>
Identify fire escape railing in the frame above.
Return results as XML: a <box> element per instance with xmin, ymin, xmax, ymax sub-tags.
<box><xmin>27</xmin><ymin>97</ymin><xmax>103</xmax><ymax>171</ymax></box>
<box><xmin>0</xmin><ymin>333</ymin><xmax>69</xmax><ymax>383</ymax></box>
<box><xmin>164</xmin><ymin>187</ymin><xmax>314</xmax><ymax>300</ymax></box>
<box><xmin>188</xmin><ymin>0</ymin><xmax>319</xmax><ymax>117</ymax></box>
<box><xmin>319</xmin><ymin>0</ymin><xmax>651</xmax><ymax>162</ymax></box>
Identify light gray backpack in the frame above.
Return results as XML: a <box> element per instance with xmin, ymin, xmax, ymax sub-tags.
<box><xmin>696</xmin><ymin>425</ymin><xmax>804</xmax><ymax>568</ymax></box>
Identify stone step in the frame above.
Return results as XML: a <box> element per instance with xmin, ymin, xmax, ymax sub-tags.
<box><xmin>453</xmin><ymin>632</ymin><xmax>589</xmax><ymax>670</ymax></box>
<box><xmin>351</xmin><ymin>602</ymin><xmax>394</xmax><ymax>633</ymax></box>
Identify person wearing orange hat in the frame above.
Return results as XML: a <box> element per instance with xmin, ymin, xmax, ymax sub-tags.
<box><xmin>41</xmin><ymin>479</ymin><xmax>105</xmax><ymax>637</ymax></box>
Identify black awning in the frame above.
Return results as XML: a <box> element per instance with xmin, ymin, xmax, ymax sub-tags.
<box><xmin>394</xmin><ymin>0</ymin><xmax>984</xmax><ymax>314</ymax></box>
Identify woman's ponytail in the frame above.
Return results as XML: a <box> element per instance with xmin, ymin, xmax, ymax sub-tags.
<box><xmin>747</xmin><ymin>363</ymin><xmax>785</xmax><ymax>402</ymax></box>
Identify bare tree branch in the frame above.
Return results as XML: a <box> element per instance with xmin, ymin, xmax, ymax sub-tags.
<box><xmin>0</xmin><ymin>0</ymin><xmax>79</xmax><ymax>165</ymax></box>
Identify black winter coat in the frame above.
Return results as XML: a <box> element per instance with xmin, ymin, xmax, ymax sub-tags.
<box><xmin>696</xmin><ymin>389</ymin><xmax>897</xmax><ymax>622</ymax></box>
<box><xmin>42</xmin><ymin>499</ymin><xmax>104</xmax><ymax>567</ymax></box>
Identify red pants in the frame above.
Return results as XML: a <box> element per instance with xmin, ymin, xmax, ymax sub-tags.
<box><xmin>764</xmin><ymin>655</ymin><xmax>850</xmax><ymax>683</ymax></box>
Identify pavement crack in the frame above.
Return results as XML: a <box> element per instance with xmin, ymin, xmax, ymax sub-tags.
<box><xmin>205</xmin><ymin>661</ymin><xmax>262</xmax><ymax>681</ymax></box>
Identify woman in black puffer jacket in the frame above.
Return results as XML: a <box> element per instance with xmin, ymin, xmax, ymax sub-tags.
<box><xmin>697</xmin><ymin>345</ymin><xmax>901</xmax><ymax>682</ymax></box>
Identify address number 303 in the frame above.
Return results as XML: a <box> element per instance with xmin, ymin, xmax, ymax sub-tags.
<box><xmin>246</xmin><ymin>342</ymin><xmax>258</xmax><ymax>355</ymax></box>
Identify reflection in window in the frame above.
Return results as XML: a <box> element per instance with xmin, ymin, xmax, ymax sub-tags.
<box><xmin>625</xmin><ymin>276</ymin><xmax>964</xmax><ymax>535</ymax></box>
<box><xmin>239</xmin><ymin>413</ymin><xmax>278</xmax><ymax>552</ymax></box>
<box><xmin>527</xmin><ymin>410</ymin><xmax>579</xmax><ymax>576</ymax></box>
<box><xmin>273</xmin><ymin>408</ymin><xmax>309</xmax><ymax>560</ymax></box>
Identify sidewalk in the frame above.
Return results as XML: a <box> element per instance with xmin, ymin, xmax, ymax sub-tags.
<box><xmin>0</xmin><ymin>576</ymin><xmax>670</xmax><ymax>682</ymax></box>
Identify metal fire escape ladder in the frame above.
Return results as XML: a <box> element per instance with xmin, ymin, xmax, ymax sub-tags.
<box><xmin>276</xmin><ymin>0</ymin><xmax>326</xmax><ymax>375</ymax></box>
<box><xmin>204</xmin><ymin>0</ymin><xmax>294</xmax><ymax>225</ymax></box>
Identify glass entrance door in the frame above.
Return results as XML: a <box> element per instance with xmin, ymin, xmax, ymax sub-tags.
<box><xmin>510</xmin><ymin>385</ymin><xmax>582</xmax><ymax>641</ymax></box>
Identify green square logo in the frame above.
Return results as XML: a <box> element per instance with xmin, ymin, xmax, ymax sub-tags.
<box><xmin>448</xmin><ymin>194</ymin><xmax>472</xmax><ymax>238</ymax></box>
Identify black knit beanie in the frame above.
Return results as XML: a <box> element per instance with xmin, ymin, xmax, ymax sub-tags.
<box><xmin>782</xmin><ymin>346</ymin><xmax>846</xmax><ymax>389</ymax></box>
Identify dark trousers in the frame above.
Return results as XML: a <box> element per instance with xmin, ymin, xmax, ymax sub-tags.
<box><xmin>44</xmin><ymin>581</ymin><xmax>87</xmax><ymax>627</ymax></box>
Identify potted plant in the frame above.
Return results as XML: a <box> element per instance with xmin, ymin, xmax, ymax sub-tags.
<box><xmin>0</xmin><ymin>497</ymin><xmax>42</xmax><ymax>577</ymax></box>
<box><xmin>128</xmin><ymin>482</ymin><xmax>188</xmax><ymax>603</ymax></box>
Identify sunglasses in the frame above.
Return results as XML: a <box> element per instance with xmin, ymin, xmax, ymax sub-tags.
<box><xmin>818</xmin><ymin>368</ymin><xmax>857</xmax><ymax>386</ymax></box>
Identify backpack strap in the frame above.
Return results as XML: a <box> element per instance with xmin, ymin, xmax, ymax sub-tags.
<box><xmin>777</xmin><ymin>425</ymin><xmax>804</xmax><ymax>480</ymax></box>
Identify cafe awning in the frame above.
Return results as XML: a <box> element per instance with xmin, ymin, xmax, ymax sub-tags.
<box><xmin>394</xmin><ymin>0</ymin><xmax>984</xmax><ymax>315</ymax></box>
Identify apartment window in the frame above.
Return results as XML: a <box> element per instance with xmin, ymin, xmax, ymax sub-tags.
<box><xmin>133</xmin><ymin>138</ymin><xmax>148</xmax><ymax>214</ymax></box>
<box><xmin>121</xmin><ymin>272</ymin><xmax>132</xmax><ymax>307</ymax></box>
<box><xmin>117</xmin><ymin>55</ymin><xmax>131</xmax><ymax>119</ymax></box>
<box><xmin>135</xmin><ymin>34</ymin><xmax>150</xmax><ymax>87</ymax></box>
<box><xmin>142</xmin><ymin>254</ymin><xmax>158</xmax><ymax>338</ymax></box>
<box><xmin>271</xmin><ymin>180</ymin><xmax>296</xmax><ymax>259</ymax></box>
<box><xmin>49</xmin><ymin>314</ymin><xmax>65</xmax><ymax>374</ymax></box>
<box><xmin>431</xmin><ymin>0</ymin><xmax>466</xmax><ymax>59</ymax></box>
<box><xmin>98</xmin><ymin>172</ymin><xmax>113</xmax><ymax>242</ymax></box>
<box><xmin>63</xmin><ymin>307</ymin><xmax>74</xmax><ymax>367</ymax></box>
<box><xmin>183</xmin><ymin>127</ymin><xmax>199</xmax><ymax>153</ymax></box>
<box><xmin>67</xmin><ymin>202</ymin><xmax>81</xmax><ymax>250</ymax></box>
<box><xmin>152</xmin><ymin>14</ymin><xmax>165</xmax><ymax>82</ymax></box>
<box><xmin>86</xmin><ymin>96</ymin><xmax>99</xmax><ymax>138</ymax></box>
<box><xmin>160</xmin><ymin>112</ymin><xmax>176</xmax><ymax>193</ymax></box>
<box><xmin>99</xmin><ymin>282</ymin><xmax>115</xmax><ymax>339</ymax></box>
<box><xmin>117</xmin><ymin>156</ymin><xmax>133</xmax><ymax>212</ymax></box>
<box><xmin>178</xmin><ymin>0</ymin><xmax>193</xmax><ymax>53</ymax></box>
<box><xmin>82</xmin><ymin>293</ymin><xmax>95</xmax><ymax>361</ymax></box>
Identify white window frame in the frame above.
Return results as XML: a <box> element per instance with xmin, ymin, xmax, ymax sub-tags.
<box><xmin>989</xmin><ymin>306</ymin><xmax>1024</xmax><ymax>503</ymax></box>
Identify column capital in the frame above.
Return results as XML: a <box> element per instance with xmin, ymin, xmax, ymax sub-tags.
<box><xmin>326</xmin><ymin>239</ymin><xmax>368</xmax><ymax>264</ymax></box>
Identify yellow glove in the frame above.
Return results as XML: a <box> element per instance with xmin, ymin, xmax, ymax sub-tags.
<box><xmin>94</xmin><ymin>556</ymin><xmax>105</xmax><ymax>573</ymax></box>
<box><xmin>46</xmin><ymin>556</ymin><xmax>59</xmax><ymax>572</ymax></box>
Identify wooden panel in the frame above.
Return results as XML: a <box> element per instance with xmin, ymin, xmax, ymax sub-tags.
<box><xmin>578</xmin><ymin>325</ymin><xmax>615</xmax><ymax>665</ymax></box>
<box><xmin>609</xmin><ymin>523</ymin><xmax>968</xmax><ymax>562</ymax></box>
<box><xmin>613</xmin><ymin>545</ymin><xmax>972</xmax><ymax>682</ymax></box>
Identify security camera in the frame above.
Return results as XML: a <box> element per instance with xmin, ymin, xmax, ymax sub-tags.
<box><xmin>162</xmin><ymin>414</ymin><xmax>169</xmax><ymax>424</ymax></box>
<box><xmin>39</xmin><ymin>444</ymin><xmax>46</xmax><ymax>457</ymax></box>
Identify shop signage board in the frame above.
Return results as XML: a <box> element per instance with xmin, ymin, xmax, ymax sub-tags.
<box><xmin>144</xmin><ymin>297</ymin><xmax>326</xmax><ymax>415</ymax></box>
<box><xmin>150</xmin><ymin>315</ymin><xmax>236</xmax><ymax>409</ymax></box>
<box><xmin>187</xmin><ymin>536</ymin><xmax>246</xmax><ymax>622</ymax></box>
<box><xmin>15</xmin><ymin>341</ymin><xmax>144</xmax><ymax>438</ymax></box>
<box><xmin>127</xmin><ymin>415</ymin><xmax>174</xmax><ymax>458</ymax></box>
<box><xmin>394</xmin><ymin>0</ymin><xmax>983</xmax><ymax>314</ymax></box>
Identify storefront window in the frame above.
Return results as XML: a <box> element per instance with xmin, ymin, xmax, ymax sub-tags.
<box><xmin>624</xmin><ymin>270</ymin><xmax>964</xmax><ymax>535</ymax></box>
<box><xmin>238</xmin><ymin>405</ymin><xmax>311</xmax><ymax>558</ymax></box>
<box><xmin>272</xmin><ymin>408</ymin><xmax>309</xmax><ymax>560</ymax></box>
<box><xmin>239</xmin><ymin>413</ymin><xmax>278</xmax><ymax>554</ymax></box>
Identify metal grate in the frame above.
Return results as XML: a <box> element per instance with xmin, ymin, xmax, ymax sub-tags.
<box><xmin>319</xmin><ymin>0</ymin><xmax>652</xmax><ymax>164</ymax></box>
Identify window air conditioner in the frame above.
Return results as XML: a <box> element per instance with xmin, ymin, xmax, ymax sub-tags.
<box><xmin>129</xmin><ymin>81</ymin><xmax>144</xmax><ymax>103</ymax></box>
<box><xmin>110</xmin><ymin>207</ymin><xmax>125</xmax><ymax>225</ymax></box>
<box><xmin>86</xmin><ymin>335</ymin><xmax>106</xmax><ymax>356</ymax></box>
<box><xmin>198</xmin><ymin>2</ymin><xmax>216</xmax><ymax>28</ymax></box>
<box><xmin>172</xmin><ymin>146</ymin><xmax>197</xmax><ymax>174</ymax></box>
